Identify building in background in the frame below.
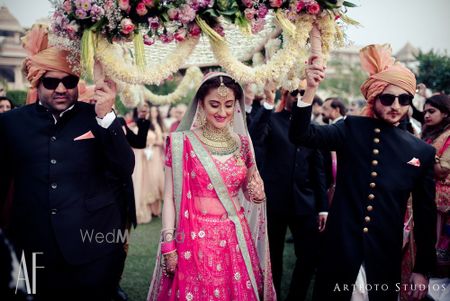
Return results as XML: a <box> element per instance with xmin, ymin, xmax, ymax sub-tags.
<box><xmin>0</xmin><ymin>5</ymin><xmax>27</xmax><ymax>91</ymax></box>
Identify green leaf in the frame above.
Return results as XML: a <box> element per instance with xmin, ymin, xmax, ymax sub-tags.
<box><xmin>218</xmin><ymin>8</ymin><xmax>239</xmax><ymax>16</ymax></box>
<box><xmin>343</xmin><ymin>1</ymin><xmax>357</xmax><ymax>7</ymax></box>
<box><xmin>203</xmin><ymin>8</ymin><xmax>220</xmax><ymax>17</ymax></box>
<box><xmin>160</xmin><ymin>13</ymin><xmax>169</xmax><ymax>22</ymax></box>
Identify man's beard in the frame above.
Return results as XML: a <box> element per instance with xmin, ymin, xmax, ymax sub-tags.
<box><xmin>373</xmin><ymin>105</ymin><xmax>407</xmax><ymax>125</ymax></box>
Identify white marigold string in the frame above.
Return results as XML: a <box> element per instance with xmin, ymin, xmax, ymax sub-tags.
<box><xmin>118</xmin><ymin>84</ymin><xmax>143</xmax><ymax>108</ymax></box>
<box><xmin>209</xmin><ymin>14</ymin><xmax>315</xmax><ymax>85</ymax></box>
<box><xmin>118</xmin><ymin>66</ymin><xmax>204</xmax><ymax>107</ymax></box>
<box><xmin>95</xmin><ymin>36</ymin><xmax>200</xmax><ymax>85</ymax></box>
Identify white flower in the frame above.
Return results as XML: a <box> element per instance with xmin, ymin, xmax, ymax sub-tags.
<box><xmin>186</xmin><ymin>292</ymin><xmax>192</xmax><ymax>300</ymax></box>
<box><xmin>234</xmin><ymin>272</ymin><xmax>241</xmax><ymax>281</ymax></box>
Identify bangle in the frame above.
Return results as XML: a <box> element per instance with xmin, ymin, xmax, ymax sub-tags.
<box><xmin>161</xmin><ymin>240</ymin><xmax>176</xmax><ymax>255</ymax></box>
<box><xmin>161</xmin><ymin>228</ymin><xmax>176</xmax><ymax>242</ymax></box>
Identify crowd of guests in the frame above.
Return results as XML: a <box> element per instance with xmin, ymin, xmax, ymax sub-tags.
<box><xmin>0</xmin><ymin>23</ymin><xmax>449</xmax><ymax>301</ymax></box>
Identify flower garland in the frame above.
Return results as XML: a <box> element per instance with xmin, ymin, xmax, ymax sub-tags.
<box><xmin>95</xmin><ymin>36</ymin><xmax>200</xmax><ymax>85</ymax></box>
<box><xmin>51</xmin><ymin>0</ymin><xmax>356</xmax><ymax>80</ymax></box>
<box><xmin>118</xmin><ymin>83</ymin><xmax>143</xmax><ymax>108</ymax></box>
<box><xmin>118</xmin><ymin>66</ymin><xmax>203</xmax><ymax>107</ymax></box>
<box><xmin>209</xmin><ymin>14</ymin><xmax>314</xmax><ymax>85</ymax></box>
<box><xmin>142</xmin><ymin>66</ymin><xmax>204</xmax><ymax>104</ymax></box>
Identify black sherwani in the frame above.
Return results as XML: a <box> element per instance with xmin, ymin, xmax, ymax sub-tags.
<box><xmin>251</xmin><ymin>108</ymin><xmax>328</xmax><ymax>300</ymax></box>
<box><xmin>0</xmin><ymin>102</ymin><xmax>135</xmax><ymax>300</ymax></box>
<box><xmin>289</xmin><ymin>105</ymin><xmax>437</xmax><ymax>301</ymax></box>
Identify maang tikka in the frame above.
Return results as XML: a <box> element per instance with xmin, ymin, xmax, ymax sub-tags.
<box><xmin>217</xmin><ymin>76</ymin><xmax>229</xmax><ymax>100</ymax></box>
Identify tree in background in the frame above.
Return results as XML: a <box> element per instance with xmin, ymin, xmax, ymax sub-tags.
<box><xmin>416</xmin><ymin>50</ymin><xmax>450</xmax><ymax>94</ymax></box>
<box><xmin>6</xmin><ymin>90</ymin><xmax>27</xmax><ymax>106</ymax></box>
<box><xmin>320</xmin><ymin>59</ymin><xmax>367</xmax><ymax>102</ymax></box>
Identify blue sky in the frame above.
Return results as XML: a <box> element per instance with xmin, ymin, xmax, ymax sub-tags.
<box><xmin>2</xmin><ymin>0</ymin><xmax>449</xmax><ymax>53</ymax></box>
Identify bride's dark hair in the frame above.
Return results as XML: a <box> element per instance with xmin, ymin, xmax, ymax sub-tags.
<box><xmin>195</xmin><ymin>75</ymin><xmax>243</xmax><ymax>103</ymax></box>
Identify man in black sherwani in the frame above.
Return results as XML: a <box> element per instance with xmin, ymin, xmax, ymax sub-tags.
<box><xmin>289</xmin><ymin>44</ymin><xmax>437</xmax><ymax>301</ymax></box>
<box><xmin>0</xmin><ymin>25</ymin><xmax>134</xmax><ymax>301</ymax></box>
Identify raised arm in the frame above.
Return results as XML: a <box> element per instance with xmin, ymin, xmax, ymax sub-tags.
<box><xmin>123</xmin><ymin>118</ymin><xmax>150</xmax><ymax>149</ymax></box>
<box><xmin>288</xmin><ymin>55</ymin><xmax>345</xmax><ymax>151</ymax></box>
<box><xmin>92</xmin><ymin>79</ymin><xmax>135</xmax><ymax>178</ymax></box>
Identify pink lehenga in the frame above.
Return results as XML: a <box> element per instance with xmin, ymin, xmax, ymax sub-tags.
<box><xmin>148</xmin><ymin>73</ymin><xmax>276</xmax><ymax>301</ymax></box>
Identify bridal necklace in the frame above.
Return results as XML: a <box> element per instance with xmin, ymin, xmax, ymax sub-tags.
<box><xmin>198</xmin><ymin>122</ymin><xmax>239</xmax><ymax>156</ymax></box>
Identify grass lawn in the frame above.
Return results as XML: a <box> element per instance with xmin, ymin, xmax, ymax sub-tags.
<box><xmin>121</xmin><ymin>217</ymin><xmax>307</xmax><ymax>301</ymax></box>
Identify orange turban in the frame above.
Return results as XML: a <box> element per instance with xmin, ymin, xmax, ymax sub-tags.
<box><xmin>359</xmin><ymin>44</ymin><xmax>416</xmax><ymax>117</ymax></box>
<box><xmin>22</xmin><ymin>24</ymin><xmax>79</xmax><ymax>104</ymax></box>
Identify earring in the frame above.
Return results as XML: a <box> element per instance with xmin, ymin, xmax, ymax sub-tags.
<box><xmin>197</xmin><ymin>108</ymin><xmax>206</xmax><ymax>127</ymax></box>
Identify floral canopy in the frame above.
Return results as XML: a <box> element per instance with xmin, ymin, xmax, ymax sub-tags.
<box><xmin>50</xmin><ymin>0</ymin><xmax>358</xmax><ymax>104</ymax></box>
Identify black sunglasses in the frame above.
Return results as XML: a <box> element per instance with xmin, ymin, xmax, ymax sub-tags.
<box><xmin>290</xmin><ymin>89</ymin><xmax>305</xmax><ymax>97</ymax></box>
<box><xmin>41</xmin><ymin>76</ymin><xmax>79</xmax><ymax>90</ymax></box>
<box><xmin>378</xmin><ymin>93</ymin><xmax>413</xmax><ymax>106</ymax></box>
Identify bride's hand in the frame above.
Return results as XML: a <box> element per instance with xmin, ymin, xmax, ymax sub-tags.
<box><xmin>164</xmin><ymin>251</ymin><xmax>178</xmax><ymax>275</ymax></box>
<box><xmin>246</xmin><ymin>167</ymin><xmax>266</xmax><ymax>204</ymax></box>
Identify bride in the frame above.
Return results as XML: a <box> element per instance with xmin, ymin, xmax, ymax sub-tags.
<box><xmin>147</xmin><ymin>72</ymin><xmax>276</xmax><ymax>301</ymax></box>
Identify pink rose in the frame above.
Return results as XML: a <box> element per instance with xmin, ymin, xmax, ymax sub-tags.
<box><xmin>63</xmin><ymin>0</ymin><xmax>73</xmax><ymax>13</ymax></box>
<box><xmin>213</xmin><ymin>24</ymin><xmax>225</xmax><ymax>37</ymax></box>
<box><xmin>118</xmin><ymin>0</ymin><xmax>130</xmax><ymax>11</ymax></box>
<box><xmin>120</xmin><ymin>18</ymin><xmax>135</xmax><ymax>35</ymax></box>
<box><xmin>251</xmin><ymin>18</ymin><xmax>265</xmax><ymax>34</ymax></box>
<box><xmin>179</xmin><ymin>4</ymin><xmax>196</xmax><ymax>24</ymax></box>
<box><xmin>296</xmin><ymin>1</ymin><xmax>305</xmax><ymax>12</ymax></box>
<box><xmin>143</xmin><ymin>0</ymin><xmax>154</xmax><ymax>7</ymax></box>
<box><xmin>244</xmin><ymin>8</ymin><xmax>256</xmax><ymax>20</ymax></box>
<box><xmin>269</xmin><ymin>0</ymin><xmax>283</xmax><ymax>8</ymax></box>
<box><xmin>258</xmin><ymin>5</ymin><xmax>268</xmax><ymax>18</ymax></box>
<box><xmin>307</xmin><ymin>2</ymin><xmax>320</xmax><ymax>14</ymax></box>
<box><xmin>65</xmin><ymin>20</ymin><xmax>80</xmax><ymax>38</ymax></box>
<box><xmin>189</xmin><ymin>23</ymin><xmax>202</xmax><ymax>37</ymax></box>
<box><xmin>174</xmin><ymin>29</ymin><xmax>187</xmax><ymax>42</ymax></box>
<box><xmin>160</xmin><ymin>33</ymin><xmax>174</xmax><ymax>43</ymax></box>
<box><xmin>148</xmin><ymin>17</ymin><xmax>160</xmax><ymax>29</ymax></box>
<box><xmin>136</xmin><ymin>2</ymin><xmax>148</xmax><ymax>16</ymax></box>
<box><xmin>143</xmin><ymin>34</ymin><xmax>155</xmax><ymax>46</ymax></box>
<box><xmin>241</xmin><ymin>0</ymin><xmax>253</xmax><ymax>8</ymax></box>
<box><xmin>167</xmin><ymin>8</ymin><xmax>179</xmax><ymax>20</ymax></box>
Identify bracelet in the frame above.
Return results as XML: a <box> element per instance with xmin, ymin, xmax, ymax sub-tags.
<box><xmin>161</xmin><ymin>240</ymin><xmax>176</xmax><ymax>255</ymax></box>
<box><xmin>161</xmin><ymin>228</ymin><xmax>176</xmax><ymax>242</ymax></box>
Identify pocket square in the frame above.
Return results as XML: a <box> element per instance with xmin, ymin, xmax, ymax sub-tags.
<box><xmin>407</xmin><ymin>157</ymin><xmax>421</xmax><ymax>167</ymax></box>
<box><xmin>74</xmin><ymin>130</ymin><xmax>95</xmax><ymax>141</ymax></box>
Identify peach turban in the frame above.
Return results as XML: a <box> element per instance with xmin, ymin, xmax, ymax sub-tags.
<box><xmin>22</xmin><ymin>24</ymin><xmax>79</xmax><ymax>104</ymax></box>
<box><xmin>359</xmin><ymin>44</ymin><xmax>416</xmax><ymax>117</ymax></box>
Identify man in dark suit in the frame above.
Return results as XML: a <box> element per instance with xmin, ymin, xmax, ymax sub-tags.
<box><xmin>250</xmin><ymin>86</ymin><xmax>328</xmax><ymax>300</ymax></box>
<box><xmin>289</xmin><ymin>45</ymin><xmax>437</xmax><ymax>301</ymax></box>
<box><xmin>0</xmin><ymin>25</ymin><xmax>134</xmax><ymax>301</ymax></box>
